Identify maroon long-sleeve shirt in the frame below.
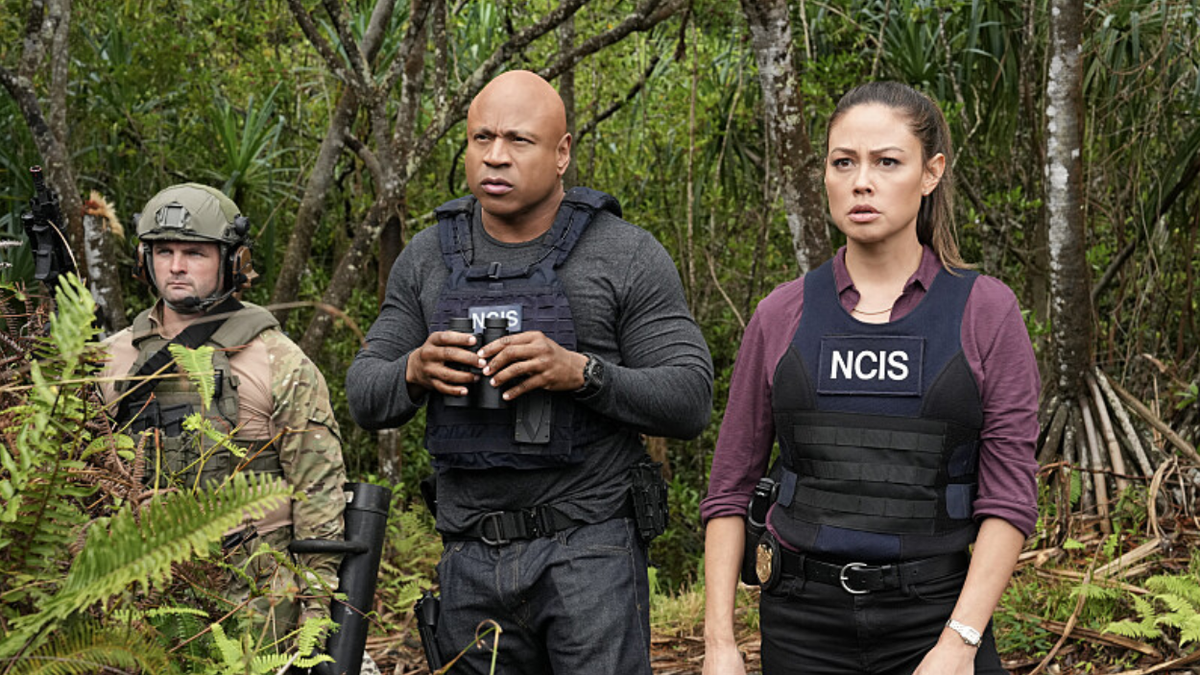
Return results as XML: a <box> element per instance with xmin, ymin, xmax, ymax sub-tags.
<box><xmin>701</xmin><ymin>246</ymin><xmax>1041</xmax><ymax>537</ymax></box>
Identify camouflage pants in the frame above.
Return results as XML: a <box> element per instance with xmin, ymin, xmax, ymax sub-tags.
<box><xmin>223</xmin><ymin>527</ymin><xmax>302</xmax><ymax>649</ymax></box>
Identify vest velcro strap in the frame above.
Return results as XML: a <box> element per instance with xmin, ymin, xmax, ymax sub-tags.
<box><xmin>791</xmin><ymin>458</ymin><xmax>938</xmax><ymax>485</ymax></box>
<box><xmin>794</xmin><ymin>424</ymin><xmax>944</xmax><ymax>454</ymax></box>
<box><xmin>792</xmin><ymin>485</ymin><xmax>937</xmax><ymax>520</ymax></box>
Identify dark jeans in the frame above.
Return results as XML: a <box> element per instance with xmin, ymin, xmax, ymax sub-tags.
<box><xmin>760</xmin><ymin>568</ymin><xmax>1007</xmax><ymax>675</ymax></box>
<box><xmin>435</xmin><ymin>517</ymin><xmax>652</xmax><ymax>675</ymax></box>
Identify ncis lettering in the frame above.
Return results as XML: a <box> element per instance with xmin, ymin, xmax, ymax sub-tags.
<box><xmin>468</xmin><ymin>304</ymin><xmax>523</xmax><ymax>332</ymax></box>
<box><xmin>817</xmin><ymin>335</ymin><xmax>924</xmax><ymax>396</ymax></box>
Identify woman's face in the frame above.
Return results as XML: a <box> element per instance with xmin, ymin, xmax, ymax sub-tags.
<box><xmin>824</xmin><ymin>103</ymin><xmax>944</xmax><ymax>248</ymax></box>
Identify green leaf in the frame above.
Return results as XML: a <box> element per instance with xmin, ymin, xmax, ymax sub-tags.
<box><xmin>168</xmin><ymin>344</ymin><xmax>217</xmax><ymax>409</ymax></box>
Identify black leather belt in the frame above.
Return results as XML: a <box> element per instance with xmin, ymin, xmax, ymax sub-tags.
<box><xmin>447</xmin><ymin>499</ymin><xmax>635</xmax><ymax>546</ymax></box>
<box><xmin>779</xmin><ymin>549</ymin><xmax>969</xmax><ymax>594</ymax></box>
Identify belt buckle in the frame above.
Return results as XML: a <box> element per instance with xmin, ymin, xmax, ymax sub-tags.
<box><xmin>839</xmin><ymin>562</ymin><xmax>869</xmax><ymax>595</ymax></box>
<box><xmin>480</xmin><ymin>512</ymin><xmax>510</xmax><ymax>546</ymax></box>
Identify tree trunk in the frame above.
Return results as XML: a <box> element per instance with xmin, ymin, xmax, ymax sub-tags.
<box><xmin>559</xmin><ymin>13</ymin><xmax>578</xmax><ymax>190</ymax></box>
<box><xmin>269</xmin><ymin>88</ymin><xmax>359</xmax><ymax>324</ymax></box>
<box><xmin>1</xmin><ymin>0</ymin><xmax>127</xmax><ymax>331</ymax></box>
<box><xmin>740</xmin><ymin>0</ymin><xmax>830</xmax><ymax>274</ymax></box>
<box><xmin>1044</xmin><ymin>0</ymin><xmax>1092</xmax><ymax>399</ymax></box>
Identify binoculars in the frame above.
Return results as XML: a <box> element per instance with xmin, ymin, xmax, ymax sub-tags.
<box><xmin>445</xmin><ymin>315</ymin><xmax>510</xmax><ymax>409</ymax></box>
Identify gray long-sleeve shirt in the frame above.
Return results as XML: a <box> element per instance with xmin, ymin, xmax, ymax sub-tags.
<box><xmin>347</xmin><ymin>199</ymin><xmax>713</xmax><ymax>534</ymax></box>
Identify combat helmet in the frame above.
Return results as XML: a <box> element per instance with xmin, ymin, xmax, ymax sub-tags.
<box><xmin>133</xmin><ymin>184</ymin><xmax>256</xmax><ymax>313</ymax></box>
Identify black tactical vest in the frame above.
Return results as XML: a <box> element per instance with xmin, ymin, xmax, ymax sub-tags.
<box><xmin>770</xmin><ymin>260</ymin><xmax>984</xmax><ymax>562</ymax></box>
<box><xmin>424</xmin><ymin>188</ymin><xmax>622</xmax><ymax>470</ymax></box>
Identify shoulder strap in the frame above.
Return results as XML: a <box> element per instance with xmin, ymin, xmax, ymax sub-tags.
<box><xmin>543</xmin><ymin>187</ymin><xmax>621</xmax><ymax>269</ymax></box>
<box><xmin>435</xmin><ymin>196</ymin><xmax>477</xmax><ymax>272</ymax></box>
<box><xmin>115</xmin><ymin>295</ymin><xmax>243</xmax><ymax>423</ymax></box>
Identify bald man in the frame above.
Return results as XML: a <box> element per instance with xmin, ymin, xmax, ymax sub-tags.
<box><xmin>347</xmin><ymin>71</ymin><xmax>713</xmax><ymax>674</ymax></box>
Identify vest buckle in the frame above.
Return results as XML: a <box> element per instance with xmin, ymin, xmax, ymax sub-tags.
<box><xmin>487</xmin><ymin>261</ymin><xmax>502</xmax><ymax>279</ymax></box>
<box><xmin>839</xmin><ymin>562</ymin><xmax>870</xmax><ymax>594</ymax></box>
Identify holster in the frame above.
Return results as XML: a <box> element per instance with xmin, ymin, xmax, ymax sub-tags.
<box><xmin>629</xmin><ymin>458</ymin><xmax>669</xmax><ymax>545</ymax></box>
<box><xmin>740</xmin><ymin>477</ymin><xmax>777</xmax><ymax>585</ymax></box>
<box><xmin>414</xmin><ymin>590</ymin><xmax>444</xmax><ymax>672</ymax></box>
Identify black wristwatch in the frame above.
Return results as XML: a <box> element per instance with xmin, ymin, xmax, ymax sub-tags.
<box><xmin>575</xmin><ymin>353</ymin><xmax>605</xmax><ymax>397</ymax></box>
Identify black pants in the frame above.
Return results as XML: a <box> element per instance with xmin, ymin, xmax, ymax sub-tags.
<box><xmin>760</xmin><ymin>568</ymin><xmax>1007</xmax><ymax>674</ymax></box>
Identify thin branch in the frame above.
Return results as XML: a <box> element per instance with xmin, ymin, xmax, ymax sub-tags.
<box><xmin>286</xmin><ymin>0</ymin><xmax>355</xmax><ymax>88</ymax></box>
<box><xmin>322</xmin><ymin>0</ymin><xmax>372</xmax><ymax>87</ymax></box>
<box><xmin>382</xmin><ymin>0</ymin><xmax>433</xmax><ymax>94</ymax></box>
<box><xmin>537</xmin><ymin>0</ymin><xmax>682</xmax><ymax>83</ymax></box>
<box><xmin>431</xmin><ymin>0</ymin><xmax>450</xmax><ymax>111</ymax></box>
<box><xmin>342</xmin><ymin>132</ymin><xmax>382</xmax><ymax>186</ymax></box>
<box><xmin>18</xmin><ymin>0</ymin><xmax>52</xmax><ymax>80</ymax></box>
<box><xmin>705</xmin><ymin>247</ymin><xmax>746</xmax><ymax>331</ymax></box>
<box><xmin>1109</xmin><ymin>377</ymin><xmax>1200</xmax><ymax>465</ymax></box>
<box><xmin>1092</xmin><ymin>145</ymin><xmax>1200</xmax><ymax>303</ymax></box>
<box><xmin>576</xmin><ymin>53</ymin><xmax>661</xmax><ymax>142</ymax></box>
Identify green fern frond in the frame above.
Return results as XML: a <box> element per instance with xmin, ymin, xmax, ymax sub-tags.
<box><xmin>2</xmin><ymin>474</ymin><xmax>291</xmax><ymax>658</ymax></box>
<box><xmin>182</xmin><ymin>414</ymin><xmax>246</xmax><ymax>457</ymax></box>
<box><xmin>1130</xmin><ymin>594</ymin><xmax>1157</xmax><ymax>621</ymax></box>
<box><xmin>1147</xmin><ymin>575</ymin><xmax>1200</xmax><ymax>606</ymax></box>
<box><xmin>209</xmin><ymin>622</ymin><xmax>245</xmax><ymax>668</ymax></box>
<box><xmin>1180</xmin><ymin>614</ymin><xmax>1200</xmax><ymax>646</ymax></box>
<box><xmin>1158</xmin><ymin>593</ymin><xmax>1197</xmax><ymax>615</ymax></box>
<box><xmin>168</xmin><ymin>344</ymin><xmax>217</xmax><ymax>409</ymax></box>
<box><xmin>7</xmin><ymin>619</ymin><xmax>174</xmax><ymax>675</ymax></box>
<box><xmin>1105</xmin><ymin>618</ymin><xmax>1160</xmax><ymax>640</ymax></box>
<box><xmin>293</xmin><ymin>617</ymin><xmax>335</xmax><ymax>657</ymax></box>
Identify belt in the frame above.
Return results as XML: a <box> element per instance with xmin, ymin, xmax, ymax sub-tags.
<box><xmin>779</xmin><ymin>549</ymin><xmax>969</xmax><ymax>594</ymax></box>
<box><xmin>447</xmin><ymin>498</ymin><xmax>635</xmax><ymax>546</ymax></box>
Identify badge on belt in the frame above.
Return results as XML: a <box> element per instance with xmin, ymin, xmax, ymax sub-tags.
<box><xmin>754</xmin><ymin>532</ymin><xmax>782</xmax><ymax>592</ymax></box>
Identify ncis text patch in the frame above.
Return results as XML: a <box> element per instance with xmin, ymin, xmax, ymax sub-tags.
<box><xmin>817</xmin><ymin>335</ymin><xmax>924</xmax><ymax>396</ymax></box>
<box><xmin>468</xmin><ymin>304</ymin><xmax>523</xmax><ymax>332</ymax></box>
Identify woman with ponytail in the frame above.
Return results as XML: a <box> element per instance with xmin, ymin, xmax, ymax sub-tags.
<box><xmin>702</xmin><ymin>81</ymin><xmax>1039</xmax><ymax>674</ymax></box>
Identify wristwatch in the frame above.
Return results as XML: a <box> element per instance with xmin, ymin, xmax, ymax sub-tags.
<box><xmin>945</xmin><ymin>619</ymin><xmax>982</xmax><ymax>647</ymax></box>
<box><xmin>575</xmin><ymin>353</ymin><xmax>605</xmax><ymax>397</ymax></box>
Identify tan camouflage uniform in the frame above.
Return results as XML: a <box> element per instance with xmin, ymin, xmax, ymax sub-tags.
<box><xmin>101</xmin><ymin>301</ymin><xmax>348</xmax><ymax>644</ymax></box>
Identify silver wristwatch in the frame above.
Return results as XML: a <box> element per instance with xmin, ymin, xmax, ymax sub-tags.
<box><xmin>945</xmin><ymin>619</ymin><xmax>982</xmax><ymax>647</ymax></box>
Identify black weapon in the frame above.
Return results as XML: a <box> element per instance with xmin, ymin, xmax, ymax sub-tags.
<box><xmin>414</xmin><ymin>590</ymin><xmax>444</xmax><ymax>672</ymax></box>
<box><xmin>20</xmin><ymin>166</ymin><xmax>76</xmax><ymax>291</ymax></box>
<box><xmin>290</xmin><ymin>482</ymin><xmax>391</xmax><ymax>675</ymax></box>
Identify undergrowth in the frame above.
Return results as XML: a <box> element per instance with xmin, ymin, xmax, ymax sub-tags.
<box><xmin>0</xmin><ymin>277</ymin><xmax>328</xmax><ymax>674</ymax></box>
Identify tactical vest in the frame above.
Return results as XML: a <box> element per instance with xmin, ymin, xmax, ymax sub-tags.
<box><xmin>769</xmin><ymin>260</ymin><xmax>984</xmax><ymax>562</ymax></box>
<box><xmin>115</xmin><ymin>304</ymin><xmax>283</xmax><ymax>490</ymax></box>
<box><xmin>424</xmin><ymin>187</ymin><xmax>624</xmax><ymax>470</ymax></box>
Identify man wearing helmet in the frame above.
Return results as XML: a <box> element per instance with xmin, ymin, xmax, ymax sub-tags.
<box><xmin>98</xmin><ymin>183</ymin><xmax>348</xmax><ymax>645</ymax></box>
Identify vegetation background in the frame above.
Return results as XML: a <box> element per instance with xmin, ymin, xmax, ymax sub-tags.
<box><xmin>2</xmin><ymin>0</ymin><xmax>1199</xmax><ymax>673</ymax></box>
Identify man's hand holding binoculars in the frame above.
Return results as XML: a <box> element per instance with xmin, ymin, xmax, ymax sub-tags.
<box><xmin>478</xmin><ymin>331</ymin><xmax>586</xmax><ymax>400</ymax></box>
<box><xmin>405</xmin><ymin>330</ymin><xmax>483</xmax><ymax>399</ymax></box>
<box><xmin>406</xmin><ymin>328</ymin><xmax>585</xmax><ymax>402</ymax></box>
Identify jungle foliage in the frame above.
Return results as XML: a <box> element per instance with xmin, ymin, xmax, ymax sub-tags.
<box><xmin>2</xmin><ymin>0</ymin><xmax>1200</xmax><ymax>672</ymax></box>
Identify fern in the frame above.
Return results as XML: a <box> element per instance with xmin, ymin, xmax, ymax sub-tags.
<box><xmin>1105</xmin><ymin>573</ymin><xmax>1200</xmax><ymax>647</ymax></box>
<box><xmin>182</xmin><ymin>413</ymin><xmax>247</xmax><ymax>457</ymax></box>
<box><xmin>168</xmin><ymin>344</ymin><xmax>217</xmax><ymax>409</ymax></box>
<box><xmin>1105</xmin><ymin>594</ymin><xmax>1161</xmax><ymax>640</ymax></box>
<box><xmin>0</xmin><ymin>275</ymin><xmax>97</xmax><ymax>602</ymax></box>
<box><xmin>207</xmin><ymin>618</ymin><xmax>333</xmax><ymax>675</ymax></box>
<box><xmin>1</xmin><ymin>473</ymin><xmax>291</xmax><ymax>658</ymax></box>
<box><xmin>5</xmin><ymin>618</ymin><xmax>174</xmax><ymax>675</ymax></box>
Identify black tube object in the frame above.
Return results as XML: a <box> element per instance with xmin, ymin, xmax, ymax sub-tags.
<box><xmin>477</xmin><ymin>316</ymin><xmax>509</xmax><ymax>409</ymax></box>
<box><xmin>414</xmin><ymin>590</ymin><xmax>444</xmax><ymax>671</ymax></box>
<box><xmin>444</xmin><ymin>317</ymin><xmax>476</xmax><ymax>408</ymax></box>
<box><xmin>290</xmin><ymin>483</ymin><xmax>391</xmax><ymax>675</ymax></box>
